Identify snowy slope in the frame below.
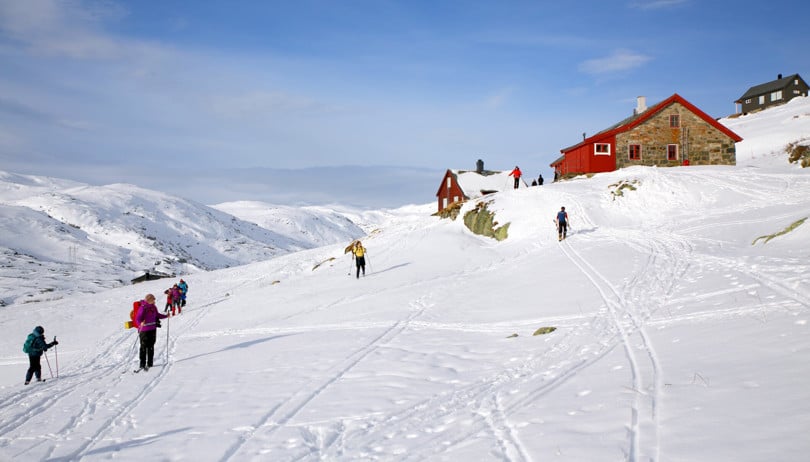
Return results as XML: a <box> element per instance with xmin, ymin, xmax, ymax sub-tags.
<box><xmin>0</xmin><ymin>98</ymin><xmax>808</xmax><ymax>461</ymax></box>
<box><xmin>211</xmin><ymin>201</ymin><xmax>364</xmax><ymax>249</ymax></box>
<box><xmin>0</xmin><ymin>177</ymin><xmax>366</xmax><ymax>306</ymax></box>
<box><xmin>723</xmin><ymin>95</ymin><xmax>810</xmax><ymax>168</ymax></box>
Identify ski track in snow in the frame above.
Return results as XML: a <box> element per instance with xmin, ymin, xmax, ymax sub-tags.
<box><xmin>218</xmin><ymin>297</ymin><xmax>433</xmax><ymax>462</ymax></box>
<box><xmin>559</xmin><ymin>235</ymin><xmax>670</xmax><ymax>462</ymax></box>
<box><xmin>0</xmin><ymin>290</ymin><xmax>229</xmax><ymax>460</ymax></box>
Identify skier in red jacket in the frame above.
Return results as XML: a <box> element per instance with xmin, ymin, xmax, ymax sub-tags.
<box><xmin>508</xmin><ymin>166</ymin><xmax>522</xmax><ymax>189</ymax></box>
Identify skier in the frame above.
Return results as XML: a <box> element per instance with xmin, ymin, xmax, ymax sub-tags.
<box><xmin>178</xmin><ymin>279</ymin><xmax>188</xmax><ymax>308</ymax></box>
<box><xmin>352</xmin><ymin>241</ymin><xmax>367</xmax><ymax>279</ymax></box>
<box><xmin>508</xmin><ymin>166</ymin><xmax>522</xmax><ymax>189</ymax></box>
<box><xmin>163</xmin><ymin>289</ymin><xmax>173</xmax><ymax>314</ymax></box>
<box><xmin>170</xmin><ymin>284</ymin><xmax>182</xmax><ymax>315</ymax></box>
<box><xmin>23</xmin><ymin>326</ymin><xmax>58</xmax><ymax>385</ymax></box>
<box><xmin>555</xmin><ymin>206</ymin><xmax>569</xmax><ymax>241</ymax></box>
<box><xmin>135</xmin><ymin>293</ymin><xmax>168</xmax><ymax>371</ymax></box>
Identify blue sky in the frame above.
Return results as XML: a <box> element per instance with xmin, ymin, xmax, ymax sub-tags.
<box><xmin>1</xmin><ymin>0</ymin><xmax>808</xmax><ymax>207</ymax></box>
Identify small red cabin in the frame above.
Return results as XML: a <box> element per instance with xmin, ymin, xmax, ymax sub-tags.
<box><xmin>436</xmin><ymin>160</ymin><xmax>527</xmax><ymax>212</ymax></box>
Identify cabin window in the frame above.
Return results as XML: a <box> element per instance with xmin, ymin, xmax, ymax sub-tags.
<box><xmin>628</xmin><ymin>144</ymin><xmax>641</xmax><ymax>160</ymax></box>
<box><xmin>442</xmin><ymin>197</ymin><xmax>448</xmax><ymax>209</ymax></box>
<box><xmin>759</xmin><ymin>95</ymin><xmax>765</xmax><ymax>105</ymax></box>
<box><xmin>669</xmin><ymin>115</ymin><xmax>680</xmax><ymax>128</ymax></box>
<box><xmin>795</xmin><ymin>79</ymin><xmax>799</xmax><ymax>85</ymax></box>
<box><xmin>770</xmin><ymin>90</ymin><xmax>782</xmax><ymax>101</ymax></box>
<box><xmin>594</xmin><ymin>143</ymin><xmax>611</xmax><ymax>156</ymax></box>
<box><xmin>667</xmin><ymin>144</ymin><xmax>679</xmax><ymax>161</ymax></box>
<box><xmin>745</xmin><ymin>98</ymin><xmax>751</xmax><ymax>104</ymax></box>
<box><xmin>446</xmin><ymin>177</ymin><xmax>451</xmax><ymax>188</ymax></box>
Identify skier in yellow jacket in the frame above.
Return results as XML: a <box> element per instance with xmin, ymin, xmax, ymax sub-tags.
<box><xmin>352</xmin><ymin>241</ymin><xmax>366</xmax><ymax>278</ymax></box>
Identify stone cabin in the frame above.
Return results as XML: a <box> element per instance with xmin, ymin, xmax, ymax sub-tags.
<box><xmin>551</xmin><ymin>94</ymin><xmax>742</xmax><ymax>178</ymax></box>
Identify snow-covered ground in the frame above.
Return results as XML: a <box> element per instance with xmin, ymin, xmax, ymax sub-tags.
<box><xmin>0</xmin><ymin>97</ymin><xmax>808</xmax><ymax>461</ymax></box>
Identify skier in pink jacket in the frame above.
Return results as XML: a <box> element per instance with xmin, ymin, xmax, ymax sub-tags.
<box><xmin>136</xmin><ymin>294</ymin><xmax>168</xmax><ymax>371</ymax></box>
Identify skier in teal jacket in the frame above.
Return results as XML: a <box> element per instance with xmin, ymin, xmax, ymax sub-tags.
<box><xmin>24</xmin><ymin>326</ymin><xmax>58</xmax><ymax>385</ymax></box>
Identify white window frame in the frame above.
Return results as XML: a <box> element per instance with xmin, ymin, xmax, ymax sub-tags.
<box><xmin>442</xmin><ymin>197</ymin><xmax>448</xmax><ymax>209</ymax></box>
<box><xmin>667</xmin><ymin>144</ymin><xmax>679</xmax><ymax>161</ymax></box>
<box><xmin>670</xmin><ymin>114</ymin><xmax>680</xmax><ymax>128</ymax></box>
<box><xmin>770</xmin><ymin>90</ymin><xmax>782</xmax><ymax>101</ymax></box>
<box><xmin>594</xmin><ymin>143</ymin><xmax>611</xmax><ymax>156</ymax></box>
<box><xmin>446</xmin><ymin>177</ymin><xmax>451</xmax><ymax>188</ymax></box>
<box><xmin>759</xmin><ymin>95</ymin><xmax>765</xmax><ymax>105</ymax></box>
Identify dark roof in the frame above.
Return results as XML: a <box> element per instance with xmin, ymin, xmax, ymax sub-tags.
<box><xmin>736</xmin><ymin>74</ymin><xmax>802</xmax><ymax>102</ymax></box>
<box><xmin>560</xmin><ymin>93</ymin><xmax>743</xmax><ymax>154</ymax></box>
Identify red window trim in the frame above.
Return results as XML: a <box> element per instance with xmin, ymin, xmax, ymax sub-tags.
<box><xmin>629</xmin><ymin>144</ymin><xmax>641</xmax><ymax>160</ymax></box>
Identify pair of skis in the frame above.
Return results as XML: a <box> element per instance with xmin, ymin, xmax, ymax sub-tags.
<box><xmin>553</xmin><ymin>219</ymin><xmax>569</xmax><ymax>241</ymax></box>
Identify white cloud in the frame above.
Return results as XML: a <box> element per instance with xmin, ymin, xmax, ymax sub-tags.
<box><xmin>207</xmin><ymin>91</ymin><xmax>344</xmax><ymax>120</ymax></box>
<box><xmin>483</xmin><ymin>87</ymin><xmax>515</xmax><ymax>109</ymax></box>
<box><xmin>0</xmin><ymin>0</ymin><xmax>125</xmax><ymax>59</ymax></box>
<box><xmin>578</xmin><ymin>49</ymin><xmax>652</xmax><ymax>75</ymax></box>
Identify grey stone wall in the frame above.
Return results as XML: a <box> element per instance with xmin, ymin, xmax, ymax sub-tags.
<box><xmin>615</xmin><ymin>102</ymin><xmax>737</xmax><ymax>169</ymax></box>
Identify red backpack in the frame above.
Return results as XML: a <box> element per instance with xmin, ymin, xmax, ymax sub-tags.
<box><xmin>126</xmin><ymin>301</ymin><xmax>141</xmax><ymax>329</ymax></box>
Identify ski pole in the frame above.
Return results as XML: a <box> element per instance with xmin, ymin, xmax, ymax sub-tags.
<box><xmin>348</xmin><ymin>256</ymin><xmax>353</xmax><ymax>276</ymax></box>
<box><xmin>166</xmin><ymin>313</ymin><xmax>170</xmax><ymax>365</ymax></box>
<box><xmin>366</xmin><ymin>254</ymin><xmax>372</xmax><ymax>273</ymax></box>
<box><xmin>44</xmin><ymin>350</ymin><xmax>54</xmax><ymax>379</ymax></box>
<box><xmin>54</xmin><ymin>336</ymin><xmax>59</xmax><ymax>379</ymax></box>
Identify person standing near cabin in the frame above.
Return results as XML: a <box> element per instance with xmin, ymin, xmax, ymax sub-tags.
<box><xmin>136</xmin><ymin>294</ymin><xmax>168</xmax><ymax>371</ymax></box>
<box><xmin>23</xmin><ymin>326</ymin><xmax>58</xmax><ymax>385</ymax></box>
<box><xmin>353</xmin><ymin>241</ymin><xmax>367</xmax><ymax>278</ymax></box>
<box><xmin>538</xmin><ymin>173</ymin><xmax>544</xmax><ymax>186</ymax></box>
<box><xmin>556</xmin><ymin>206</ymin><xmax>569</xmax><ymax>241</ymax></box>
<box><xmin>508</xmin><ymin>166</ymin><xmax>522</xmax><ymax>189</ymax></box>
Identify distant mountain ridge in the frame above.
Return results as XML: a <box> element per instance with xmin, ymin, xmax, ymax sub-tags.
<box><xmin>0</xmin><ymin>174</ymin><xmax>364</xmax><ymax>307</ymax></box>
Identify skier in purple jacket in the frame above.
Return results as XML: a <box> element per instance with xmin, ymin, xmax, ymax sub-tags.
<box><xmin>136</xmin><ymin>294</ymin><xmax>168</xmax><ymax>371</ymax></box>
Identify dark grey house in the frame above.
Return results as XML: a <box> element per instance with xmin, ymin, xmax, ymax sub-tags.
<box><xmin>735</xmin><ymin>73</ymin><xmax>808</xmax><ymax>114</ymax></box>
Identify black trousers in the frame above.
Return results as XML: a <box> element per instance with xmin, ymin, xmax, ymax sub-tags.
<box><xmin>355</xmin><ymin>256</ymin><xmax>366</xmax><ymax>278</ymax></box>
<box><xmin>139</xmin><ymin>330</ymin><xmax>158</xmax><ymax>368</ymax></box>
<box><xmin>26</xmin><ymin>355</ymin><xmax>42</xmax><ymax>382</ymax></box>
<box><xmin>558</xmin><ymin>220</ymin><xmax>568</xmax><ymax>237</ymax></box>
